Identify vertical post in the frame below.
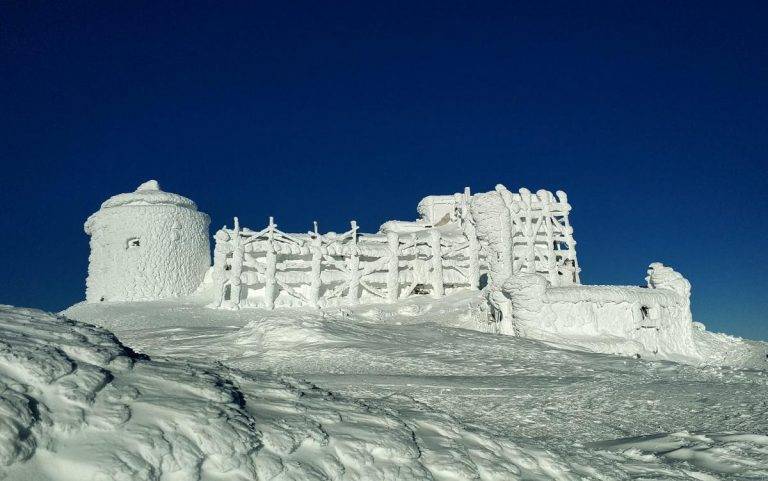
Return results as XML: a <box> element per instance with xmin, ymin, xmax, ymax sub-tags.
<box><xmin>429</xmin><ymin>229</ymin><xmax>444</xmax><ymax>298</ymax></box>
<box><xmin>309</xmin><ymin>221</ymin><xmax>322</xmax><ymax>308</ymax></box>
<box><xmin>519</xmin><ymin>189</ymin><xmax>536</xmax><ymax>274</ymax></box>
<box><xmin>528</xmin><ymin>222</ymin><xmax>538</xmax><ymax>274</ymax></box>
<box><xmin>386</xmin><ymin>231</ymin><xmax>400</xmax><ymax>302</ymax></box>
<box><xmin>212</xmin><ymin>231</ymin><xmax>227</xmax><ymax>285</ymax></box>
<box><xmin>540</xmin><ymin>191</ymin><xmax>558</xmax><ymax>286</ymax></box>
<box><xmin>462</xmin><ymin>187</ymin><xmax>480</xmax><ymax>290</ymax></box>
<box><xmin>264</xmin><ymin>216</ymin><xmax>277</xmax><ymax>310</ymax></box>
<box><xmin>557</xmin><ymin>191</ymin><xmax>580</xmax><ymax>284</ymax></box>
<box><xmin>212</xmin><ymin>228</ymin><xmax>230</xmax><ymax>307</ymax></box>
<box><xmin>544</xmin><ymin>216</ymin><xmax>557</xmax><ymax>285</ymax></box>
<box><xmin>563</xmin><ymin>221</ymin><xmax>579</xmax><ymax>284</ymax></box>
<box><xmin>498</xmin><ymin>185</ymin><xmax>519</xmax><ymax>274</ymax></box>
<box><xmin>510</xmin><ymin>211</ymin><xmax>520</xmax><ymax>273</ymax></box>
<box><xmin>230</xmin><ymin>217</ymin><xmax>244</xmax><ymax>309</ymax></box>
<box><xmin>346</xmin><ymin>221</ymin><xmax>360</xmax><ymax>304</ymax></box>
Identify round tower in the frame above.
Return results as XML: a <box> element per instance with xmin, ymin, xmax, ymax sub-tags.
<box><xmin>84</xmin><ymin>180</ymin><xmax>211</xmax><ymax>302</ymax></box>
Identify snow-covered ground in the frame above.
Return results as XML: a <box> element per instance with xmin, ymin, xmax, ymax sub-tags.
<box><xmin>33</xmin><ymin>292</ymin><xmax>764</xmax><ymax>480</ymax></box>
<box><xmin>3</xmin><ymin>304</ymin><xmax>609</xmax><ymax>481</ymax></box>
<box><xmin>1</xmin><ymin>295</ymin><xmax>766</xmax><ymax>480</ymax></box>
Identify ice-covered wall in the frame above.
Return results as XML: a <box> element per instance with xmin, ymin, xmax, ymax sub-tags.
<box><xmin>84</xmin><ymin>180</ymin><xmax>210</xmax><ymax>302</ymax></box>
<box><xmin>496</xmin><ymin>264</ymin><xmax>697</xmax><ymax>358</ymax></box>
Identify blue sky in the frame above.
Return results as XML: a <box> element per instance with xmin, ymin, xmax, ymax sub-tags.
<box><xmin>1</xmin><ymin>1</ymin><xmax>766</xmax><ymax>339</ymax></box>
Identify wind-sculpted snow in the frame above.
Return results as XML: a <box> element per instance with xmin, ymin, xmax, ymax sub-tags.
<box><xmin>2</xmin><ymin>304</ymin><xmax>659</xmax><ymax>481</ymax></box>
<box><xmin>0</xmin><ymin>306</ymin><xmax>261</xmax><ymax>480</ymax></box>
<box><xmin>64</xmin><ymin>296</ymin><xmax>768</xmax><ymax>480</ymax></box>
<box><xmin>589</xmin><ymin>432</ymin><xmax>768</xmax><ymax>478</ymax></box>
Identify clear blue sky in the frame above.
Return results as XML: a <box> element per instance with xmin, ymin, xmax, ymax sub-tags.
<box><xmin>1</xmin><ymin>2</ymin><xmax>766</xmax><ymax>339</ymax></box>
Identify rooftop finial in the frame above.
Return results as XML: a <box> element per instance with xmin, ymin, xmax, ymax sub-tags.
<box><xmin>136</xmin><ymin>180</ymin><xmax>161</xmax><ymax>192</ymax></box>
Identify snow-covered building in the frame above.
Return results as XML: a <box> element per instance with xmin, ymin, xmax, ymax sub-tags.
<box><xmin>468</xmin><ymin>185</ymin><xmax>695</xmax><ymax>357</ymax></box>
<box><xmin>83</xmin><ymin>180</ymin><xmax>696</xmax><ymax>358</ymax></box>
<box><xmin>84</xmin><ymin>180</ymin><xmax>210</xmax><ymax>302</ymax></box>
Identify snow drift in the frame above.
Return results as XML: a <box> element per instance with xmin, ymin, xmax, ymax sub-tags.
<box><xmin>2</xmin><ymin>304</ymin><xmax>621</xmax><ymax>481</ymax></box>
<box><xmin>61</xmin><ymin>297</ymin><xmax>768</xmax><ymax>480</ymax></box>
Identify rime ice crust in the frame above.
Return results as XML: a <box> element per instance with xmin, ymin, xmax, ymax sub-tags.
<box><xmin>495</xmin><ymin>267</ymin><xmax>698</xmax><ymax>358</ymax></box>
<box><xmin>84</xmin><ymin>181</ymin><xmax>210</xmax><ymax>302</ymax></box>
<box><xmin>81</xmin><ymin>180</ymin><xmax>701</xmax><ymax>361</ymax></box>
<box><xmin>98</xmin><ymin>179</ymin><xmax>198</xmax><ymax>210</ymax></box>
<box><xmin>467</xmin><ymin>185</ymin><xmax>698</xmax><ymax>358</ymax></box>
<box><xmin>469</xmin><ymin>189</ymin><xmax>515</xmax><ymax>288</ymax></box>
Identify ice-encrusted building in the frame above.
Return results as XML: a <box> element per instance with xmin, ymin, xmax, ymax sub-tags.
<box><xmin>84</xmin><ymin>180</ymin><xmax>210</xmax><ymax>302</ymax></box>
<box><xmin>207</xmin><ymin>185</ymin><xmax>581</xmax><ymax>310</ymax></box>
<box><xmin>84</xmin><ymin>181</ymin><xmax>696</xmax><ymax>357</ymax></box>
<box><xmin>469</xmin><ymin>186</ymin><xmax>696</xmax><ymax>357</ymax></box>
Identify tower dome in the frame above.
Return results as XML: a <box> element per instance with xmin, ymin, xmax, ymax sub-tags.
<box><xmin>84</xmin><ymin>180</ymin><xmax>211</xmax><ymax>302</ymax></box>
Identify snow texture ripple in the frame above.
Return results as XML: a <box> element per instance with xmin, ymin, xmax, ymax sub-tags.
<box><xmin>60</xmin><ymin>294</ymin><xmax>768</xmax><ymax>480</ymax></box>
<box><xmin>0</xmin><ymin>303</ymin><xmax>693</xmax><ymax>481</ymax></box>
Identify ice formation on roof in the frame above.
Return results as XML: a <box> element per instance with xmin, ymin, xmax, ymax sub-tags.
<box><xmin>96</xmin><ymin>179</ymin><xmax>198</xmax><ymax>210</ymax></box>
<box><xmin>136</xmin><ymin>179</ymin><xmax>159</xmax><ymax>190</ymax></box>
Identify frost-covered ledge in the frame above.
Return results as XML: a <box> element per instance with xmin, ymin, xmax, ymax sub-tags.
<box><xmin>490</xmin><ymin>263</ymin><xmax>697</xmax><ymax>358</ymax></box>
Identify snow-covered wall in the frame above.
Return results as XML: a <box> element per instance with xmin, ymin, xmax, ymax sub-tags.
<box><xmin>496</xmin><ymin>263</ymin><xmax>697</xmax><ymax>358</ymax></box>
<box><xmin>84</xmin><ymin>180</ymin><xmax>210</xmax><ymax>302</ymax></box>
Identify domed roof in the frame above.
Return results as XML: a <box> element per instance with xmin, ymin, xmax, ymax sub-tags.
<box><xmin>99</xmin><ymin>180</ymin><xmax>198</xmax><ymax>210</ymax></box>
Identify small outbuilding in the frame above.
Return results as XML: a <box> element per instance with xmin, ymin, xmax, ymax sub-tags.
<box><xmin>84</xmin><ymin>180</ymin><xmax>210</xmax><ymax>302</ymax></box>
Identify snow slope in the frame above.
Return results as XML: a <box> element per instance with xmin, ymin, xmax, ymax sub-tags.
<box><xmin>0</xmin><ymin>304</ymin><xmax>653</xmax><ymax>481</ymax></box>
<box><xmin>59</xmin><ymin>294</ymin><xmax>768</xmax><ymax>480</ymax></box>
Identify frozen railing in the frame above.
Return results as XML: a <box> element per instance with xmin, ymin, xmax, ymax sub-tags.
<box><xmin>208</xmin><ymin>185</ymin><xmax>579</xmax><ymax>310</ymax></box>
<box><xmin>502</xmin><ymin>187</ymin><xmax>580</xmax><ymax>284</ymax></box>
<box><xmin>210</xmin><ymin>212</ymin><xmax>481</xmax><ymax>310</ymax></box>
